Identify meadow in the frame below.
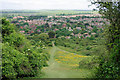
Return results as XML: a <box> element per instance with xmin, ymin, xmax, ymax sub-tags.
<box><xmin>1</xmin><ymin>10</ymin><xmax>98</xmax><ymax>16</ymax></box>
<box><xmin>35</xmin><ymin>46</ymin><xmax>95</xmax><ymax>78</ymax></box>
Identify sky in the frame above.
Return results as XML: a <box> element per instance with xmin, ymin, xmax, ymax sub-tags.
<box><xmin>0</xmin><ymin>0</ymin><xmax>96</xmax><ymax>10</ymax></box>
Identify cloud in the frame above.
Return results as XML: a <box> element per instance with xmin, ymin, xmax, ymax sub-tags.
<box><xmin>0</xmin><ymin>0</ymin><xmax>96</xmax><ymax>10</ymax></box>
<box><xmin>0</xmin><ymin>1</ymin><xmax>24</xmax><ymax>9</ymax></box>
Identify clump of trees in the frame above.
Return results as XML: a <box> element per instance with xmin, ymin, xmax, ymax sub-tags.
<box><xmin>92</xmin><ymin>1</ymin><xmax>120</xmax><ymax>78</ymax></box>
<box><xmin>48</xmin><ymin>31</ymin><xmax>55</xmax><ymax>38</ymax></box>
<box><xmin>2</xmin><ymin>18</ymin><xmax>49</xmax><ymax>79</ymax></box>
<box><xmin>28</xmin><ymin>15</ymin><xmax>47</xmax><ymax>20</ymax></box>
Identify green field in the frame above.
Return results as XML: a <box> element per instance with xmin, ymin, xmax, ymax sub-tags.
<box><xmin>31</xmin><ymin>46</ymin><xmax>95</xmax><ymax>78</ymax></box>
<box><xmin>1</xmin><ymin>10</ymin><xmax>98</xmax><ymax>16</ymax></box>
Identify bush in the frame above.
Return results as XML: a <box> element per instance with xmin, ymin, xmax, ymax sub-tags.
<box><xmin>2</xmin><ymin>19</ymin><xmax>49</xmax><ymax>79</ymax></box>
<box><xmin>2</xmin><ymin>18</ymin><xmax>15</xmax><ymax>37</ymax></box>
<box><xmin>79</xmin><ymin>57</ymin><xmax>98</xmax><ymax>69</ymax></box>
<box><xmin>86</xmin><ymin>46</ymin><xmax>91</xmax><ymax>50</ymax></box>
<box><xmin>2</xmin><ymin>43</ymin><xmax>33</xmax><ymax>79</ymax></box>
<box><xmin>48</xmin><ymin>42</ymin><xmax>53</xmax><ymax>47</ymax></box>
<box><xmin>3</xmin><ymin>32</ymin><xmax>25</xmax><ymax>47</ymax></box>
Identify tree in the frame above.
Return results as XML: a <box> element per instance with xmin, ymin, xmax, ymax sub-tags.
<box><xmin>92</xmin><ymin>27</ymin><xmax>97</xmax><ymax>33</ymax></box>
<box><xmin>73</xmin><ymin>29</ymin><xmax>79</xmax><ymax>34</ymax></box>
<box><xmin>39</xmin><ymin>33</ymin><xmax>49</xmax><ymax>40</ymax></box>
<box><xmin>2</xmin><ymin>18</ymin><xmax>15</xmax><ymax>37</ymax></box>
<box><xmin>92</xmin><ymin>1</ymin><xmax>120</xmax><ymax>78</ymax></box>
<box><xmin>84</xmin><ymin>23</ymin><xmax>89</xmax><ymax>26</ymax></box>
<box><xmin>48</xmin><ymin>31</ymin><xmax>55</xmax><ymax>38</ymax></box>
<box><xmin>45</xmin><ymin>23</ymin><xmax>49</xmax><ymax>28</ymax></box>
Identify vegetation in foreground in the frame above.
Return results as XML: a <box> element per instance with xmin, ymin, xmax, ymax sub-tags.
<box><xmin>1</xmin><ymin>19</ymin><xmax>49</xmax><ymax>79</ymax></box>
<box><xmin>37</xmin><ymin>46</ymin><xmax>94</xmax><ymax>78</ymax></box>
<box><xmin>94</xmin><ymin>1</ymin><xmax>120</xmax><ymax>78</ymax></box>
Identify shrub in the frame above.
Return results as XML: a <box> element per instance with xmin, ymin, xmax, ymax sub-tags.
<box><xmin>86</xmin><ymin>46</ymin><xmax>91</xmax><ymax>50</ymax></box>
<box><xmin>2</xmin><ymin>19</ymin><xmax>49</xmax><ymax>79</ymax></box>
<box><xmin>2</xmin><ymin>43</ymin><xmax>33</xmax><ymax>79</ymax></box>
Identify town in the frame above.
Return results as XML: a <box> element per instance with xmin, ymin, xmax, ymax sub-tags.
<box><xmin>8</xmin><ymin>13</ymin><xmax>109</xmax><ymax>39</ymax></box>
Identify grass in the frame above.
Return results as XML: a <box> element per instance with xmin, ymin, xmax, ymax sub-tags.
<box><xmin>2</xmin><ymin>10</ymin><xmax>98</xmax><ymax>16</ymax></box>
<box><xmin>54</xmin><ymin>50</ymin><xmax>91</xmax><ymax>67</ymax></box>
<box><xmin>37</xmin><ymin>46</ymin><xmax>95</xmax><ymax>78</ymax></box>
<box><xmin>58</xmin><ymin>46</ymin><xmax>88</xmax><ymax>56</ymax></box>
<box><xmin>23</xmin><ymin>46</ymin><xmax>95</xmax><ymax>78</ymax></box>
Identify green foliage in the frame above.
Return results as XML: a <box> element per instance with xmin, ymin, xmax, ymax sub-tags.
<box><xmin>93</xmin><ymin>1</ymin><xmax>120</xmax><ymax>78</ymax></box>
<box><xmin>73</xmin><ymin>29</ymin><xmax>79</xmax><ymax>34</ymax></box>
<box><xmin>2</xmin><ymin>19</ymin><xmax>49</xmax><ymax>79</ymax></box>
<box><xmin>86</xmin><ymin>46</ymin><xmax>91</xmax><ymax>50</ymax></box>
<box><xmin>48</xmin><ymin>31</ymin><xmax>55</xmax><ymax>38</ymax></box>
<box><xmin>79</xmin><ymin>57</ymin><xmax>98</xmax><ymax>69</ymax></box>
<box><xmin>55</xmin><ymin>37</ymin><xmax>105</xmax><ymax>56</ymax></box>
<box><xmin>2</xmin><ymin>18</ymin><xmax>15</xmax><ymax>37</ymax></box>
<box><xmin>31</xmin><ymin>33</ymin><xmax>52</xmax><ymax>47</ymax></box>
<box><xmin>2</xmin><ymin>43</ymin><xmax>33</xmax><ymax>78</ymax></box>
<box><xmin>47</xmin><ymin>42</ymin><xmax>53</xmax><ymax>47</ymax></box>
<box><xmin>88</xmin><ymin>36</ymin><xmax>95</xmax><ymax>40</ymax></box>
<box><xmin>3</xmin><ymin>32</ymin><xmax>25</xmax><ymax>47</ymax></box>
<box><xmin>38</xmin><ymin>33</ymin><xmax>49</xmax><ymax>40</ymax></box>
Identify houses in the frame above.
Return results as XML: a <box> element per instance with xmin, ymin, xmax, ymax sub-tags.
<box><xmin>17</xmin><ymin>16</ymin><xmax>24</xmax><ymax>18</ymax></box>
<box><xmin>20</xmin><ymin>26</ymin><xmax>23</xmax><ymax>29</ymax></box>
<box><xmin>86</xmin><ymin>26</ymin><xmax>92</xmax><ymax>29</ymax></box>
<box><xmin>11</xmin><ymin>13</ymin><xmax>108</xmax><ymax>38</ymax></box>
<box><xmin>37</xmin><ymin>29</ymin><xmax>40</xmax><ymax>32</ymax></box>
<box><xmin>71</xmin><ymin>33</ymin><xmax>74</xmax><ymax>36</ymax></box>
<box><xmin>84</xmin><ymin>33</ymin><xmax>89</xmax><ymax>37</ymax></box>
<box><xmin>13</xmin><ymin>16</ymin><xmax>24</xmax><ymax>19</ymax></box>
<box><xmin>20</xmin><ymin>31</ymin><xmax>25</xmax><ymax>33</ymax></box>
<box><xmin>13</xmin><ymin>17</ymin><xmax>17</xmax><ymax>19</ymax></box>
<box><xmin>62</xmin><ymin>24</ymin><xmax>66</xmax><ymax>27</ymax></box>
<box><xmin>54</xmin><ymin>29</ymin><xmax>59</xmax><ymax>31</ymax></box>
<box><xmin>91</xmin><ymin>33</ymin><xmax>96</xmax><ymax>35</ymax></box>
<box><xmin>76</xmin><ymin>27</ymin><xmax>81</xmax><ymax>30</ymax></box>
<box><xmin>85</xmin><ymin>35</ymin><xmax>91</xmax><ymax>38</ymax></box>
<box><xmin>66</xmin><ymin>36</ymin><xmax>71</xmax><ymax>39</ymax></box>
<box><xmin>68</xmin><ymin>27</ymin><xmax>73</xmax><ymax>31</ymax></box>
<box><xmin>74</xmin><ymin>33</ymin><xmax>83</xmax><ymax>38</ymax></box>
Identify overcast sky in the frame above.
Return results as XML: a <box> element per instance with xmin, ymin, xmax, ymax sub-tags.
<box><xmin>0</xmin><ymin>0</ymin><xmax>96</xmax><ymax>10</ymax></box>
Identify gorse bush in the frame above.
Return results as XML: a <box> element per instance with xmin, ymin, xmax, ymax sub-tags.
<box><xmin>2</xmin><ymin>19</ymin><xmax>49</xmax><ymax>79</ymax></box>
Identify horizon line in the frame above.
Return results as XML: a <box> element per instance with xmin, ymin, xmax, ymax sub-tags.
<box><xmin>0</xmin><ymin>9</ymin><xmax>96</xmax><ymax>11</ymax></box>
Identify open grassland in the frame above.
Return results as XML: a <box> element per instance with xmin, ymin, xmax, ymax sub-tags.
<box><xmin>35</xmin><ymin>46</ymin><xmax>95</xmax><ymax>78</ymax></box>
<box><xmin>2</xmin><ymin>10</ymin><xmax>98</xmax><ymax>16</ymax></box>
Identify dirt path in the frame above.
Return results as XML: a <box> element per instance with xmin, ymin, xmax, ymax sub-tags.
<box><xmin>40</xmin><ymin>46</ymin><xmax>92</xmax><ymax>78</ymax></box>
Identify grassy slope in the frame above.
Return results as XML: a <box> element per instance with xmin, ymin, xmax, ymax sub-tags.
<box><xmin>58</xmin><ymin>46</ymin><xmax>88</xmax><ymax>56</ymax></box>
<box><xmin>38</xmin><ymin>46</ymin><xmax>94</xmax><ymax>78</ymax></box>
